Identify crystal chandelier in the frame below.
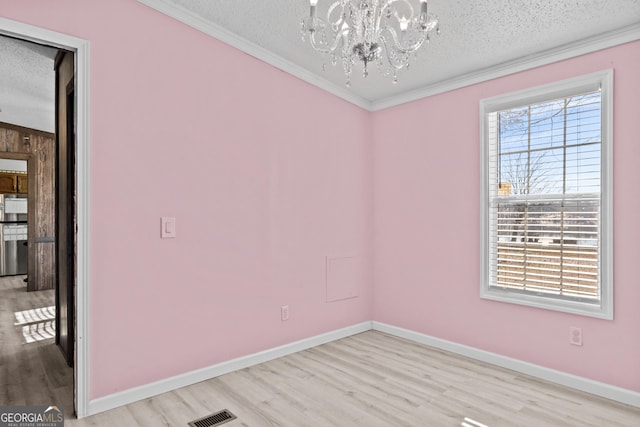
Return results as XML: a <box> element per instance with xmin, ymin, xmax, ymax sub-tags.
<box><xmin>301</xmin><ymin>0</ymin><xmax>440</xmax><ymax>86</ymax></box>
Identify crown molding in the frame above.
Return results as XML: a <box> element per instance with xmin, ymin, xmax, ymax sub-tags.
<box><xmin>371</xmin><ymin>23</ymin><xmax>640</xmax><ymax>111</ymax></box>
<box><xmin>136</xmin><ymin>1</ymin><xmax>640</xmax><ymax>112</ymax></box>
<box><xmin>135</xmin><ymin>0</ymin><xmax>372</xmax><ymax>110</ymax></box>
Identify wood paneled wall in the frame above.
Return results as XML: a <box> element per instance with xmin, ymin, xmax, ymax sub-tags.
<box><xmin>0</xmin><ymin>122</ymin><xmax>56</xmax><ymax>291</ymax></box>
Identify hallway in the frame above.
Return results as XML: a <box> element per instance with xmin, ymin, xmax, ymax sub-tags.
<box><xmin>0</xmin><ymin>276</ymin><xmax>72</xmax><ymax>412</ymax></box>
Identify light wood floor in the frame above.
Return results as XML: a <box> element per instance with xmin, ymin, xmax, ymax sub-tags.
<box><xmin>0</xmin><ymin>276</ymin><xmax>73</xmax><ymax>410</ymax></box>
<box><xmin>2</xmin><ymin>277</ymin><xmax>639</xmax><ymax>426</ymax></box>
<box><xmin>66</xmin><ymin>336</ymin><xmax>639</xmax><ymax>426</ymax></box>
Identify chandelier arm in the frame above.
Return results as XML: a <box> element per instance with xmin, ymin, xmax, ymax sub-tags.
<box><xmin>326</xmin><ymin>1</ymin><xmax>346</xmax><ymax>29</ymax></box>
<box><xmin>382</xmin><ymin>27</ymin><xmax>427</xmax><ymax>54</ymax></box>
<box><xmin>309</xmin><ymin>27</ymin><xmax>348</xmax><ymax>53</ymax></box>
<box><xmin>375</xmin><ymin>0</ymin><xmax>389</xmax><ymax>35</ymax></box>
<box><xmin>378</xmin><ymin>34</ymin><xmax>407</xmax><ymax>70</ymax></box>
<box><xmin>306</xmin><ymin>1</ymin><xmax>348</xmax><ymax>54</ymax></box>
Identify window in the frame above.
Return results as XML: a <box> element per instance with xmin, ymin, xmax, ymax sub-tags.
<box><xmin>480</xmin><ymin>71</ymin><xmax>613</xmax><ymax>319</ymax></box>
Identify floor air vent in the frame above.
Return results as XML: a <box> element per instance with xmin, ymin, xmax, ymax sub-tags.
<box><xmin>188</xmin><ymin>409</ymin><xmax>237</xmax><ymax>427</ymax></box>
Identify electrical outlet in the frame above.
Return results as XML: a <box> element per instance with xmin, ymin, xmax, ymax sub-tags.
<box><xmin>281</xmin><ymin>305</ymin><xmax>289</xmax><ymax>321</ymax></box>
<box><xmin>569</xmin><ymin>326</ymin><xmax>583</xmax><ymax>346</ymax></box>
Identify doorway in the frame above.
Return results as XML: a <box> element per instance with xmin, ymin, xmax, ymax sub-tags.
<box><xmin>0</xmin><ymin>18</ymin><xmax>90</xmax><ymax>417</ymax></box>
<box><xmin>0</xmin><ymin>34</ymin><xmax>72</xmax><ymax>409</ymax></box>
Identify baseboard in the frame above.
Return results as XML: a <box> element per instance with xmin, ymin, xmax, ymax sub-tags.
<box><xmin>87</xmin><ymin>319</ymin><xmax>638</xmax><ymax>416</ymax></box>
<box><xmin>87</xmin><ymin>321</ymin><xmax>372</xmax><ymax>416</ymax></box>
<box><xmin>372</xmin><ymin>321</ymin><xmax>640</xmax><ymax>408</ymax></box>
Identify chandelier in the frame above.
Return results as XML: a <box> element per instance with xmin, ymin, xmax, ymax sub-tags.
<box><xmin>300</xmin><ymin>0</ymin><xmax>439</xmax><ymax>86</ymax></box>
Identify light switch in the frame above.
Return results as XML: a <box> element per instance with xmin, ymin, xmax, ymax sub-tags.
<box><xmin>161</xmin><ymin>217</ymin><xmax>176</xmax><ymax>239</ymax></box>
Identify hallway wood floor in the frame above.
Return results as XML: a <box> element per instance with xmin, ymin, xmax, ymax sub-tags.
<box><xmin>0</xmin><ymin>276</ymin><xmax>73</xmax><ymax>410</ymax></box>
<box><xmin>2</xmin><ymin>275</ymin><xmax>638</xmax><ymax>426</ymax></box>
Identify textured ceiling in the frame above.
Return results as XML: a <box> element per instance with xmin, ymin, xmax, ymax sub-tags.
<box><xmin>2</xmin><ymin>2</ymin><xmax>639</xmax><ymax>122</ymax></box>
<box><xmin>143</xmin><ymin>0</ymin><xmax>640</xmax><ymax>108</ymax></box>
<box><xmin>0</xmin><ymin>35</ymin><xmax>57</xmax><ymax>133</ymax></box>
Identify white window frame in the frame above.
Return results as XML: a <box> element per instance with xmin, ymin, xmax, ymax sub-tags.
<box><xmin>480</xmin><ymin>70</ymin><xmax>613</xmax><ymax>319</ymax></box>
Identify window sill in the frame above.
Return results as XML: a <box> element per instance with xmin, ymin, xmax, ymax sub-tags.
<box><xmin>481</xmin><ymin>286</ymin><xmax>613</xmax><ymax>320</ymax></box>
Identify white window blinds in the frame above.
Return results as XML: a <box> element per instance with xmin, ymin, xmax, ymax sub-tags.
<box><xmin>487</xmin><ymin>91</ymin><xmax>602</xmax><ymax>301</ymax></box>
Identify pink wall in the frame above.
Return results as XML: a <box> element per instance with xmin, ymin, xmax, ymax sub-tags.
<box><xmin>372</xmin><ymin>41</ymin><xmax>640</xmax><ymax>392</ymax></box>
<box><xmin>0</xmin><ymin>0</ymin><xmax>373</xmax><ymax>399</ymax></box>
<box><xmin>2</xmin><ymin>0</ymin><xmax>638</xmax><ymax>404</ymax></box>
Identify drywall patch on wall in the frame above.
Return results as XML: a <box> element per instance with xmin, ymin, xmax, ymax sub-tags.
<box><xmin>326</xmin><ymin>256</ymin><xmax>358</xmax><ymax>302</ymax></box>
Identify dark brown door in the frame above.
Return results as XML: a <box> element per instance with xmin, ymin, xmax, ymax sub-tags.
<box><xmin>55</xmin><ymin>51</ymin><xmax>75</xmax><ymax>367</ymax></box>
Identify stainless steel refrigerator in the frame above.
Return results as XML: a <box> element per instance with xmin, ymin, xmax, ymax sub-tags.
<box><xmin>0</xmin><ymin>194</ymin><xmax>28</xmax><ymax>276</ymax></box>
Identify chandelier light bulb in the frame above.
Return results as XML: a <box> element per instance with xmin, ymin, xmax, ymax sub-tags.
<box><xmin>399</xmin><ymin>17</ymin><xmax>410</xmax><ymax>32</ymax></box>
<box><xmin>301</xmin><ymin>0</ymin><xmax>440</xmax><ymax>85</ymax></box>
